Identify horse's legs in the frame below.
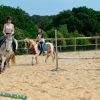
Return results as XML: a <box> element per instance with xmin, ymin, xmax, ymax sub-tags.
<box><xmin>2</xmin><ymin>56</ymin><xmax>10</xmax><ymax>72</ymax></box>
<box><xmin>45</xmin><ymin>54</ymin><xmax>50</xmax><ymax>63</ymax></box>
<box><xmin>3</xmin><ymin>51</ymin><xmax>11</xmax><ymax>71</ymax></box>
<box><xmin>32</xmin><ymin>54</ymin><xmax>38</xmax><ymax>65</ymax></box>
<box><xmin>2</xmin><ymin>61</ymin><xmax>6</xmax><ymax>72</ymax></box>
<box><xmin>34</xmin><ymin>53</ymin><xmax>39</xmax><ymax>64</ymax></box>
<box><xmin>35</xmin><ymin>56</ymin><xmax>38</xmax><ymax>64</ymax></box>
<box><xmin>0</xmin><ymin>54</ymin><xmax>2</xmax><ymax>74</ymax></box>
<box><xmin>45</xmin><ymin>52</ymin><xmax>55</xmax><ymax>63</ymax></box>
<box><xmin>6</xmin><ymin>53</ymin><xmax>11</xmax><ymax>68</ymax></box>
<box><xmin>52</xmin><ymin>51</ymin><xmax>56</xmax><ymax>62</ymax></box>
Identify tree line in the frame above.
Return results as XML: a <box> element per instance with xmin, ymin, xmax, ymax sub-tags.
<box><xmin>31</xmin><ymin>6</ymin><xmax>100</xmax><ymax>37</ymax></box>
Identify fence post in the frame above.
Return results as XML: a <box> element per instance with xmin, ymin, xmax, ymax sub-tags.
<box><xmin>95</xmin><ymin>37</ymin><xmax>98</xmax><ymax>50</ymax></box>
<box><xmin>74</xmin><ymin>38</ymin><xmax>76</xmax><ymax>51</ymax></box>
<box><xmin>55</xmin><ymin>30</ymin><xmax>58</xmax><ymax>70</ymax></box>
<box><xmin>60</xmin><ymin>46</ymin><xmax>62</xmax><ymax>52</ymax></box>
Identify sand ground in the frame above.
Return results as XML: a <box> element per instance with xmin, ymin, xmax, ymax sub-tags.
<box><xmin>0</xmin><ymin>51</ymin><xmax>100</xmax><ymax>100</ymax></box>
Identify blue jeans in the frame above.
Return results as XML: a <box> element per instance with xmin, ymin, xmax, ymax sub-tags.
<box><xmin>40</xmin><ymin>42</ymin><xmax>46</xmax><ymax>52</ymax></box>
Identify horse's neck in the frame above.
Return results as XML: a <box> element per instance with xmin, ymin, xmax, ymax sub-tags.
<box><xmin>31</xmin><ymin>40</ymin><xmax>36</xmax><ymax>45</ymax></box>
<box><xmin>1</xmin><ymin>38</ymin><xmax>12</xmax><ymax>52</ymax></box>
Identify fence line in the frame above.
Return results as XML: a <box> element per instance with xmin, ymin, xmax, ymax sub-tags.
<box><xmin>18</xmin><ymin>36</ymin><xmax>100</xmax><ymax>42</ymax></box>
<box><xmin>18</xmin><ymin>36</ymin><xmax>100</xmax><ymax>53</ymax></box>
<box><xmin>58</xmin><ymin>57</ymin><xmax>100</xmax><ymax>60</ymax></box>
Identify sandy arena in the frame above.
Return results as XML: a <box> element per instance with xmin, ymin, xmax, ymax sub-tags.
<box><xmin>0</xmin><ymin>51</ymin><xmax>100</xmax><ymax>100</ymax></box>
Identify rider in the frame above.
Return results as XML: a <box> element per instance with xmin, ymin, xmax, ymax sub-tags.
<box><xmin>3</xmin><ymin>16</ymin><xmax>14</xmax><ymax>52</ymax></box>
<box><xmin>36</xmin><ymin>27</ymin><xmax>47</xmax><ymax>55</ymax></box>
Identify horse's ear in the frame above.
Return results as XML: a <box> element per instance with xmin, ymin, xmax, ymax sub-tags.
<box><xmin>24</xmin><ymin>38</ymin><xmax>29</xmax><ymax>42</ymax></box>
<box><xmin>24</xmin><ymin>39</ymin><xmax>27</xmax><ymax>42</ymax></box>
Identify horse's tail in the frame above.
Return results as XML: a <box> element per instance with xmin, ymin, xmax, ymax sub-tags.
<box><xmin>11</xmin><ymin>53</ymin><xmax>16</xmax><ymax>65</ymax></box>
<box><xmin>52</xmin><ymin>44</ymin><xmax>56</xmax><ymax>61</ymax></box>
<box><xmin>46</xmin><ymin>42</ymin><xmax>56</xmax><ymax>61</ymax></box>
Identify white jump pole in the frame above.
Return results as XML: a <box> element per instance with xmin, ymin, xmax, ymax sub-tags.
<box><xmin>55</xmin><ymin>30</ymin><xmax>58</xmax><ymax>71</ymax></box>
<box><xmin>51</xmin><ymin>30</ymin><xmax>66</xmax><ymax>71</ymax></box>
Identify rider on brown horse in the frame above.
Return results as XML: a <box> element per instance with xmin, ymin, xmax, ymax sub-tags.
<box><xmin>36</xmin><ymin>27</ymin><xmax>47</xmax><ymax>55</ymax></box>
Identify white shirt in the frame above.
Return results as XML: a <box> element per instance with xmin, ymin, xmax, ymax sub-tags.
<box><xmin>37</xmin><ymin>33</ymin><xmax>45</xmax><ymax>42</ymax></box>
<box><xmin>3</xmin><ymin>23</ymin><xmax>14</xmax><ymax>34</ymax></box>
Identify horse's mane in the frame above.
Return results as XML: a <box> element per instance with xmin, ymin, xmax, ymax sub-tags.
<box><xmin>25</xmin><ymin>38</ymin><xmax>36</xmax><ymax>45</ymax></box>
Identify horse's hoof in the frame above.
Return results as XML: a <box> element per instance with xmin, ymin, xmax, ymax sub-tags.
<box><xmin>32</xmin><ymin>63</ymin><xmax>34</xmax><ymax>65</ymax></box>
<box><xmin>7</xmin><ymin>65</ymin><xmax>10</xmax><ymax>68</ymax></box>
<box><xmin>2</xmin><ymin>67</ymin><xmax>6</xmax><ymax>72</ymax></box>
<box><xmin>36</xmin><ymin>63</ymin><xmax>38</xmax><ymax>65</ymax></box>
<box><xmin>45</xmin><ymin>60</ymin><xmax>47</xmax><ymax>63</ymax></box>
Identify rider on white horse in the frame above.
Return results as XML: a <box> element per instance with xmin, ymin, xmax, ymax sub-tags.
<box><xmin>36</xmin><ymin>27</ymin><xmax>47</xmax><ymax>55</ymax></box>
<box><xmin>0</xmin><ymin>16</ymin><xmax>17</xmax><ymax>73</ymax></box>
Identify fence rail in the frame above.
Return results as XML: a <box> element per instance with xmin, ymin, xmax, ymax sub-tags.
<box><xmin>18</xmin><ymin>36</ymin><xmax>100</xmax><ymax>42</ymax></box>
<box><xmin>17</xmin><ymin>36</ymin><xmax>100</xmax><ymax>54</ymax></box>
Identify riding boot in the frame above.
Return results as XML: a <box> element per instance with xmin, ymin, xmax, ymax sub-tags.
<box><xmin>39</xmin><ymin>51</ymin><xmax>42</xmax><ymax>56</ymax></box>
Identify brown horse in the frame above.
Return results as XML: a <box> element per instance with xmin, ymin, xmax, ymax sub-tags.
<box><xmin>24</xmin><ymin>39</ymin><xmax>55</xmax><ymax>64</ymax></box>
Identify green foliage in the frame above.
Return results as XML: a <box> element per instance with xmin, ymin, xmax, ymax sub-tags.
<box><xmin>70</xmin><ymin>30</ymin><xmax>90</xmax><ymax>45</ymax></box>
<box><xmin>57</xmin><ymin>25</ymin><xmax>90</xmax><ymax>46</ymax></box>
<box><xmin>31</xmin><ymin>15</ymin><xmax>53</xmax><ymax>31</ymax></box>
<box><xmin>51</xmin><ymin>6</ymin><xmax>100</xmax><ymax>36</ymax></box>
<box><xmin>14</xmin><ymin>27</ymin><xmax>30</xmax><ymax>40</ymax></box>
<box><xmin>31</xmin><ymin>6</ymin><xmax>100</xmax><ymax>37</ymax></box>
<box><xmin>47</xmin><ymin>28</ymin><xmax>55</xmax><ymax>38</ymax></box>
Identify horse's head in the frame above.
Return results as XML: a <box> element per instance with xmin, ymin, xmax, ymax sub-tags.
<box><xmin>24</xmin><ymin>38</ymin><xmax>29</xmax><ymax>49</ymax></box>
<box><xmin>24</xmin><ymin>38</ymin><xmax>36</xmax><ymax>54</ymax></box>
<box><xmin>24</xmin><ymin>39</ymin><xmax>36</xmax><ymax>49</ymax></box>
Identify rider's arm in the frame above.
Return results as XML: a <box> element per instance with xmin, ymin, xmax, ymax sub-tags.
<box><xmin>11</xmin><ymin>24</ymin><xmax>14</xmax><ymax>35</ymax></box>
<box><xmin>3</xmin><ymin>24</ymin><xmax>6</xmax><ymax>36</ymax></box>
<box><xmin>36</xmin><ymin>33</ymin><xmax>40</xmax><ymax>42</ymax></box>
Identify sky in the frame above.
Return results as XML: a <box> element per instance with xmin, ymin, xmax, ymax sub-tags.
<box><xmin>0</xmin><ymin>0</ymin><xmax>100</xmax><ymax>16</ymax></box>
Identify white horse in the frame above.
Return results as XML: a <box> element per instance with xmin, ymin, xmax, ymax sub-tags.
<box><xmin>0</xmin><ymin>34</ymin><xmax>18</xmax><ymax>74</ymax></box>
<box><xmin>24</xmin><ymin>39</ymin><xmax>55</xmax><ymax>64</ymax></box>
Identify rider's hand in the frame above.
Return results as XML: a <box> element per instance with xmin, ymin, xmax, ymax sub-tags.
<box><xmin>4</xmin><ymin>33</ymin><xmax>6</xmax><ymax>36</ymax></box>
<box><xmin>3</xmin><ymin>34</ymin><xmax>7</xmax><ymax>38</ymax></box>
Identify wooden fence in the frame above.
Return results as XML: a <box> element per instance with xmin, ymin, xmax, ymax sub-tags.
<box><xmin>18</xmin><ymin>36</ymin><xmax>100</xmax><ymax>54</ymax></box>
